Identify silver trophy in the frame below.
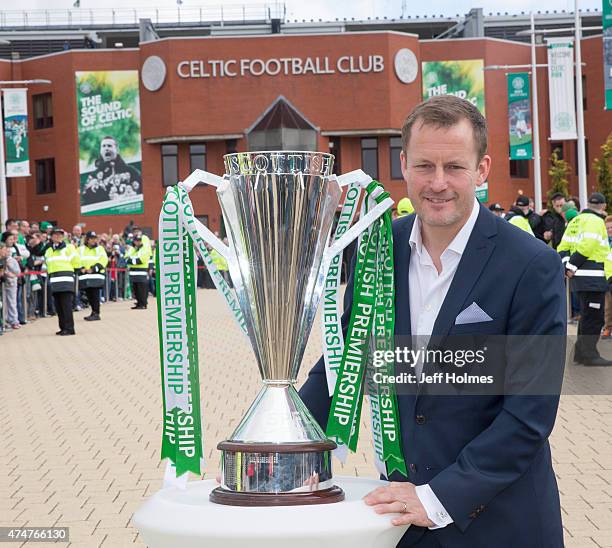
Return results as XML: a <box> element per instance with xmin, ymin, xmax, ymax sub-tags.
<box><xmin>192</xmin><ymin>151</ymin><xmax>388</xmax><ymax>506</ymax></box>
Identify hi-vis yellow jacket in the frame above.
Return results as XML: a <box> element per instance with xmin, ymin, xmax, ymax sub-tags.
<box><xmin>44</xmin><ymin>242</ymin><xmax>80</xmax><ymax>293</ymax></box>
<box><xmin>508</xmin><ymin>215</ymin><xmax>535</xmax><ymax>236</ymax></box>
<box><xmin>126</xmin><ymin>244</ymin><xmax>152</xmax><ymax>282</ymax></box>
<box><xmin>78</xmin><ymin>244</ymin><xmax>108</xmax><ymax>289</ymax></box>
<box><xmin>558</xmin><ymin>209</ymin><xmax>612</xmax><ymax>291</ymax></box>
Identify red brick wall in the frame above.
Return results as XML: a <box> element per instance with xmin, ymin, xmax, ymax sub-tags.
<box><xmin>4</xmin><ymin>32</ymin><xmax>611</xmax><ymax>235</ymax></box>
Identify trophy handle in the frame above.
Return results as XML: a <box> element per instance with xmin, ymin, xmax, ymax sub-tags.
<box><xmin>322</xmin><ymin>170</ymin><xmax>394</xmax><ymax>269</ymax></box>
<box><xmin>178</xmin><ymin>170</ymin><xmax>234</xmax><ymax>260</ymax></box>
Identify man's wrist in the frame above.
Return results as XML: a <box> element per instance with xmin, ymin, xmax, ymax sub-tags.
<box><xmin>414</xmin><ymin>484</ymin><xmax>454</xmax><ymax>530</ymax></box>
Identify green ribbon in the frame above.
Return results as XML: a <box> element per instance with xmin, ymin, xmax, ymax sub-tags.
<box><xmin>326</xmin><ymin>181</ymin><xmax>407</xmax><ymax>477</ymax></box>
<box><xmin>156</xmin><ymin>185</ymin><xmax>204</xmax><ymax>477</ymax></box>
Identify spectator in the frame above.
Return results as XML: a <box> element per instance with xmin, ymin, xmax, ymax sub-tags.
<box><xmin>6</xmin><ymin>228</ymin><xmax>30</xmax><ymax>324</ymax></box>
<box><xmin>5</xmin><ymin>218</ymin><xmax>18</xmax><ymax>233</ymax></box>
<box><xmin>26</xmin><ymin>232</ymin><xmax>47</xmax><ymax>317</ymax></box>
<box><xmin>0</xmin><ymin>235</ymin><xmax>21</xmax><ymax>330</ymax></box>
<box><xmin>488</xmin><ymin>203</ymin><xmax>505</xmax><ymax>218</ymax></box>
<box><xmin>19</xmin><ymin>220</ymin><xmax>30</xmax><ymax>241</ymax></box>
<box><xmin>541</xmin><ymin>193</ymin><xmax>567</xmax><ymax>249</ymax></box>
<box><xmin>563</xmin><ymin>204</ymin><xmax>578</xmax><ymax>223</ymax></box>
<box><xmin>71</xmin><ymin>225</ymin><xmax>83</xmax><ymax>247</ymax></box>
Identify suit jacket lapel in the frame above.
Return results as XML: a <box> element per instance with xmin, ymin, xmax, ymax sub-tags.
<box><xmin>394</xmin><ymin>216</ymin><xmax>414</xmax><ymax>337</ymax></box>
<box><xmin>430</xmin><ymin>205</ymin><xmax>498</xmax><ymax>339</ymax></box>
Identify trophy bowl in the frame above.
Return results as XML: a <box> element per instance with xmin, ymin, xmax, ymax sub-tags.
<box><xmin>209</xmin><ymin>151</ymin><xmax>345</xmax><ymax>506</ymax></box>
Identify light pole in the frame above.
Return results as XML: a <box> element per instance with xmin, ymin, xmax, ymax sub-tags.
<box><xmin>574</xmin><ymin>0</ymin><xmax>588</xmax><ymax>208</ymax></box>
<box><xmin>530</xmin><ymin>13</ymin><xmax>543</xmax><ymax>212</ymax></box>
<box><xmin>0</xmin><ymin>79</ymin><xmax>51</xmax><ymax>227</ymax></box>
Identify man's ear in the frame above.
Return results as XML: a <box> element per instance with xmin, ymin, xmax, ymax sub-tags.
<box><xmin>476</xmin><ymin>155</ymin><xmax>492</xmax><ymax>188</ymax></box>
<box><xmin>400</xmin><ymin>150</ymin><xmax>408</xmax><ymax>181</ymax></box>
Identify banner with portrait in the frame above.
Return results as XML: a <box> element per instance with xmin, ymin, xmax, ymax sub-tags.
<box><xmin>421</xmin><ymin>59</ymin><xmax>485</xmax><ymax>114</ymax></box>
<box><xmin>76</xmin><ymin>70</ymin><xmax>143</xmax><ymax>216</ymax></box>
<box><xmin>507</xmin><ymin>73</ymin><xmax>533</xmax><ymax>160</ymax></box>
<box><xmin>546</xmin><ymin>38</ymin><xmax>577</xmax><ymax>140</ymax></box>
<box><xmin>2</xmin><ymin>88</ymin><xmax>30</xmax><ymax>177</ymax></box>
<box><xmin>604</xmin><ymin>0</ymin><xmax>612</xmax><ymax>110</ymax></box>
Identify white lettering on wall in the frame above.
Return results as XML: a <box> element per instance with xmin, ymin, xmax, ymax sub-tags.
<box><xmin>176</xmin><ymin>55</ymin><xmax>386</xmax><ymax>79</ymax></box>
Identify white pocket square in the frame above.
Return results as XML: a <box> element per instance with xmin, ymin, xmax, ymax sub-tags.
<box><xmin>455</xmin><ymin>302</ymin><xmax>493</xmax><ymax>325</ymax></box>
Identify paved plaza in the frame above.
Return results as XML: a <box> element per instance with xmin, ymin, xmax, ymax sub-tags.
<box><xmin>1</xmin><ymin>289</ymin><xmax>612</xmax><ymax>547</ymax></box>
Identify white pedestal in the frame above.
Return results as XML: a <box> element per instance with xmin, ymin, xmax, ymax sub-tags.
<box><xmin>133</xmin><ymin>476</ymin><xmax>409</xmax><ymax>548</ymax></box>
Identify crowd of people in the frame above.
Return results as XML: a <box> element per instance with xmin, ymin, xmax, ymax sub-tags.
<box><xmin>0</xmin><ymin>218</ymin><xmax>235</xmax><ymax>336</ymax></box>
<box><xmin>0</xmin><ymin>220</ymin><xmax>156</xmax><ymax>335</ymax></box>
<box><xmin>3</xmin><ymin>190</ymin><xmax>612</xmax><ymax>360</ymax></box>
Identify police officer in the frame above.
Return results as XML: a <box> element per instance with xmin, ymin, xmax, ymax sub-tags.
<box><xmin>126</xmin><ymin>234</ymin><xmax>151</xmax><ymax>309</ymax></box>
<box><xmin>558</xmin><ymin>192</ymin><xmax>612</xmax><ymax>366</ymax></box>
<box><xmin>79</xmin><ymin>231</ymin><xmax>108</xmax><ymax>321</ymax></box>
<box><xmin>396</xmin><ymin>197</ymin><xmax>414</xmax><ymax>218</ymax></box>
<box><xmin>44</xmin><ymin>228</ymin><xmax>80</xmax><ymax>335</ymax></box>
<box><xmin>505</xmin><ymin>195</ymin><xmax>535</xmax><ymax>235</ymax></box>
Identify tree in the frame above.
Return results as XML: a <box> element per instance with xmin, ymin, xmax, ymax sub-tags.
<box><xmin>547</xmin><ymin>149</ymin><xmax>570</xmax><ymax>208</ymax></box>
<box><xmin>594</xmin><ymin>134</ymin><xmax>612</xmax><ymax>208</ymax></box>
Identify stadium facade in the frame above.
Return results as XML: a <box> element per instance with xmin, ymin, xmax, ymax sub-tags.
<box><xmin>0</xmin><ymin>7</ymin><xmax>610</xmax><ymax>236</ymax></box>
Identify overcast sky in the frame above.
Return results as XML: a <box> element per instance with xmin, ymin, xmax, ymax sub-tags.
<box><xmin>8</xmin><ymin>0</ymin><xmax>603</xmax><ymax>22</ymax></box>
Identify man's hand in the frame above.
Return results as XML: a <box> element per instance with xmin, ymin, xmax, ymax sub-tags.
<box><xmin>565</xmin><ymin>269</ymin><xmax>574</xmax><ymax>279</ymax></box>
<box><xmin>543</xmin><ymin>230</ymin><xmax>553</xmax><ymax>241</ymax></box>
<box><xmin>363</xmin><ymin>482</ymin><xmax>435</xmax><ymax>527</ymax></box>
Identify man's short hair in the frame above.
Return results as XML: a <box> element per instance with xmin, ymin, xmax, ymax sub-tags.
<box><xmin>401</xmin><ymin>95</ymin><xmax>488</xmax><ymax>162</ymax></box>
<box><xmin>605</xmin><ymin>215</ymin><xmax>612</xmax><ymax>224</ymax></box>
<box><xmin>102</xmin><ymin>136</ymin><xmax>117</xmax><ymax>144</ymax></box>
<box><xmin>5</xmin><ymin>218</ymin><xmax>16</xmax><ymax>229</ymax></box>
<box><xmin>550</xmin><ymin>192</ymin><xmax>566</xmax><ymax>202</ymax></box>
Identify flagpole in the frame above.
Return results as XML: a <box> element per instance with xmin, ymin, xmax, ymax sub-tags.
<box><xmin>531</xmin><ymin>13</ymin><xmax>543</xmax><ymax>211</ymax></box>
<box><xmin>575</xmin><ymin>0</ymin><xmax>588</xmax><ymax>208</ymax></box>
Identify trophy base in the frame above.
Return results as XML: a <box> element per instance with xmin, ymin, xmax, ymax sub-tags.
<box><xmin>213</xmin><ymin>439</ymin><xmax>344</xmax><ymax>506</ymax></box>
<box><xmin>209</xmin><ymin>485</ymin><xmax>344</xmax><ymax>506</ymax></box>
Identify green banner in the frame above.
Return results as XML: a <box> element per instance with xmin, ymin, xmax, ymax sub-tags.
<box><xmin>475</xmin><ymin>181</ymin><xmax>489</xmax><ymax>203</ymax></box>
<box><xmin>422</xmin><ymin>59</ymin><xmax>485</xmax><ymax>114</ymax></box>
<box><xmin>604</xmin><ymin>0</ymin><xmax>612</xmax><ymax>109</ymax></box>
<box><xmin>76</xmin><ymin>71</ymin><xmax>143</xmax><ymax>216</ymax></box>
<box><xmin>2</xmin><ymin>88</ymin><xmax>30</xmax><ymax>177</ymax></box>
<box><xmin>507</xmin><ymin>73</ymin><xmax>533</xmax><ymax>160</ymax></box>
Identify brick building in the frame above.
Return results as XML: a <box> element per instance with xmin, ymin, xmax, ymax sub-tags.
<box><xmin>1</xmin><ymin>8</ymin><xmax>610</xmax><ymax>236</ymax></box>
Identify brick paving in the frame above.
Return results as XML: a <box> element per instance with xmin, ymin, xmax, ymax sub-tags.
<box><xmin>0</xmin><ymin>290</ymin><xmax>611</xmax><ymax>547</ymax></box>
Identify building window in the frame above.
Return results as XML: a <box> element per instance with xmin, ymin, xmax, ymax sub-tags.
<box><xmin>6</xmin><ymin>179</ymin><xmax>12</xmax><ymax>196</ymax></box>
<box><xmin>509</xmin><ymin>159</ymin><xmax>529</xmax><ymax>179</ymax></box>
<box><xmin>226</xmin><ymin>139</ymin><xmax>237</xmax><ymax>154</ymax></box>
<box><xmin>550</xmin><ymin>142</ymin><xmax>564</xmax><ymax>160</ymax></box>
<box><xmin>35</xmin><ymin>158</ymin><xmax>56</xmax><ymax>194</ymax></box>
<box><xmin>574</xmin><ymin>140</ymin><xmax>589</xmax><ymax>175</ymax></box>
<box><xmin>189</xmin><ymin>143</ymin><xmax>206</xmax><ymax>172</ymax></box>
<box><xmin>162</xmin><ymin>144</ymin><xmax>178</xmax><ymax>187</ymax></box>
<box><xmin>390</xmin><ymin>137</ymin><xmax>403</xmax><ymax>179</ymax></box>
<box><xmin>361</xmin><ymin>138</ymin><xmax>378</xmax><ymax>179</ymax></box>
<box><xmin>329</xmin><ymin>139</ymin><xmax>341</xmax><ymax>175</ymax></box>
<box><xmin>196</xmin><ymin>215</ymin><xmax>209</xmax><ymax>227</ymax></box>
<box><xmin>33</xmin><ymin>93</ymin><xmax>53</xmax><ymax>129</ymax></box>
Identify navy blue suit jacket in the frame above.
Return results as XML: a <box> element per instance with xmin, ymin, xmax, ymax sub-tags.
<box><xmin>300</xmin><ymin>205</ymin><xmax>567</xmax><ymax>547</ymax></box>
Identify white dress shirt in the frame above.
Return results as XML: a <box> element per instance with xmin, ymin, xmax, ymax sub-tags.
<box><xmin>408</xmin><ymin>198</ymin><xmax>480</xmax><ymax>530</ymax></box>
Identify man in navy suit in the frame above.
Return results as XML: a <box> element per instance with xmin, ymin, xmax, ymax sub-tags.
<box><xmin>300</xmin><ymin>95</ymin><xmax>566</xmax><ymax>547</ymax></box>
